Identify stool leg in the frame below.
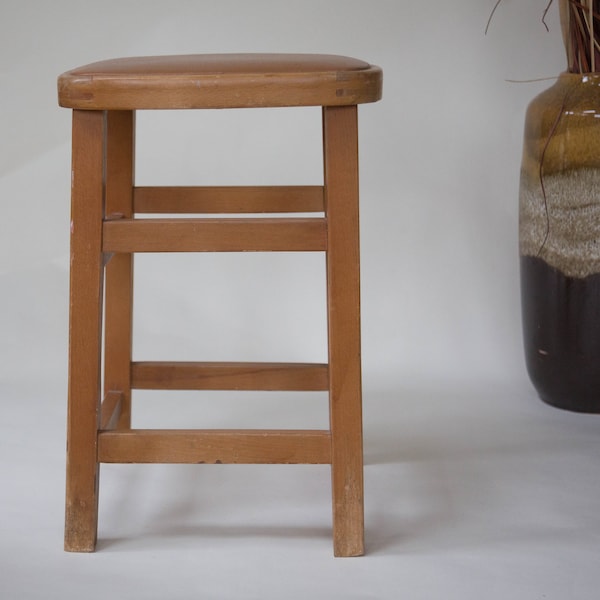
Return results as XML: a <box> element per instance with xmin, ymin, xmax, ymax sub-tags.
<box><xmin>323</xmin><ymin>105</ymin><xmax>364</xmax><ymax>557</ymax></box>
<box><xmin>65</xmin><ymin>110</ymin><xmax>105</xmax><ymax>552</ymax></box>
<box><xmin>104</xmin><ymin>111</ymin><xmax>135</xmax><ymax>429</ymax></box>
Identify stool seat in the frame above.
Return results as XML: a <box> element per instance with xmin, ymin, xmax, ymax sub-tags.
<box><xmin>58</xmin><ymin>53</ymin><xmax>382</xmax><ymax>110</ymax></box>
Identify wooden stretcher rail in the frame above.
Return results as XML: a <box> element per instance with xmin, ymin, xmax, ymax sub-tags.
<box><xmin>97</xmin><ymin>429</ymin><xmax>332</xmax><ymax>464</ymax></box>
<box><xmin>102</xmin><ymin>217</ymin><xmax>327</xmax><ymax>252</ymax></box>
<box><xmin>131</xmin><ymin>361</ymin><xmax>329</xmax><ymax>391</ymax></box>
<box><xmin>133</xmin><ymin>186</ymin><xmax>325</xmax><ymax>214</ymax></box>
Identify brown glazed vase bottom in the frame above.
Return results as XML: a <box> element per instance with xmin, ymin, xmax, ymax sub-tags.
<box><xmin>521</xmin><ymin>255</ymin><xmax>600</xmax><ymax>413</ymax></box>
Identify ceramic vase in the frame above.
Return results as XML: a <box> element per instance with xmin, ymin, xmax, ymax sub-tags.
<box><xmin>520</xmin><ymin>72</ymin><xmax>600</xmax><ymax>412</ymax></box>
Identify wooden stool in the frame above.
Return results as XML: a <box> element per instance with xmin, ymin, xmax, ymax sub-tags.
<box><xmin>58</xmin><ymin>54</ymin><xmax>382</xmax><ymax>557</ymax></box>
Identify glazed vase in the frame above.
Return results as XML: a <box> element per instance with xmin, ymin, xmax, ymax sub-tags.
<box><xmin>520</xmin><ymin>72</ymin><xmax>600</xmax><ymax>412</ymax></box>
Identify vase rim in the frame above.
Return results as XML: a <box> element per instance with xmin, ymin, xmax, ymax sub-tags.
<box><xmin>559</xmin><ymin>71</ymin><xmax>600</xmax><ymax>82</ymax></box>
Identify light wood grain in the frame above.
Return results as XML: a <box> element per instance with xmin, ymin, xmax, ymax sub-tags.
<box><xmin>104</xmin><ymin>110</ymin><xmax>135</xmax><ymax>429</ymax></box>
<box><xmin>131</xmin><ymin>362</ymin><xmax>329</xmax><ymax>391</ymax></box>
<box><xmin>100</xmin><ymin>391</ymin><xmax>123</xmax><ymax>431</ymax></box>
<box><xmin>60</xmin><ymin>52</ymin><xmax>378</xmax><ymax>556</ymax></box>
<box><xmin>98</xmin><ymin>430</ymin><xmax>332</xmax><ymax>464</ymax></box>
<box><xmin>102</xmin><ymin>217</ymin><xmax>327</xmax><ymax>252</ymax></box>
<box><xmin>323</xmin><ymin>105</ymin><xmax>364</xmax><ymax>557</ymax></box>
<box><xmin>64</xmin><ymin>110</ymin><xmax>105</xmax><ymax>552</ymax></box>
<box><xmin>134</xmin><ymin>186</ymin><xmax>324</xmax><ymax>214</ymax></box>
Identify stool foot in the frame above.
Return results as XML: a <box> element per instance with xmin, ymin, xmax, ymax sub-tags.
<box><xmin>65</xmin><ymin>492</ymin><xmax>99</xmax><ymax>552</ymax></box>
<box><xmin>334</xmin><ymin>539</ymin><xmax>365</xmax><ymax>558</ymax></box>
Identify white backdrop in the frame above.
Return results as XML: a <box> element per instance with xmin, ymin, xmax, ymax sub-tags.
<box><xmin>3</xmin><ymin>2</ymin><xmax>599</xmax><ymax>599</ymax></box>
<box><xmin>0</xmin><ymin>0</ymin><xmax>568</xmax><ymax>388</ymax></box>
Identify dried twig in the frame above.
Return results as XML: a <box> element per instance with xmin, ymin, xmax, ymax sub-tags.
<box><xmin>486</xmin><ymin>0</ymin><xmax>600</xmax><ymax>72</ymax></box>
<box><xmin>542</xmin><ymin>0</ymin><xmax>555</xmax><ymax>31</ymax></box>
<box><xmin>487</xmin><ymin>0</ymin><xmax>556</xmax><ymax>34</ymax></box>
<box><xmin>485</xmin><ymin>0</ymin><xmax>503</xmax><ymax>35</ymax></box>
<box><xmin>565</xmin><ymin>0</ymin><xmax>600</xmax><ymax>72</ymax></box>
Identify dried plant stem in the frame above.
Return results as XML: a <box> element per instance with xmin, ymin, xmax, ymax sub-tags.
<box><xmin>486</xmin><ymin>0</ymin><xmax>555</xmax><ymax>34</ymax></box>
<box><xmin>486</xmin><ymin>0</ymin><xmax>600</xmax><ymax>73</ymax></box>
<box><xmin>485</xmin><ymin>0</ymin><xmax>503</xmax><ymax>35</ymax></box>
<box><xmin>542</xmin><ymin>0</ymin><xmax>556</xmax><ymax>31</ymax></box>
<box><xmin>591</xmin><ymin>0</ymin><xmax>596</xmax><ymax>70</ymax></box>
<box><xmin>563</xmin><ymin>0</ymin><xmax>600</xmax><ymax>72</ymax></box>
<box><xmin>537</xmin><ymin>92</ymin><xmax>572</xmax><ymax>256</ymax></box>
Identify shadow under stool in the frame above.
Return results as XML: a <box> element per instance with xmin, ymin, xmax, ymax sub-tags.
<box><xmin>57</xmin><ymin>53</ymin><xmax>382</xmax><ymax>557</ymax></box>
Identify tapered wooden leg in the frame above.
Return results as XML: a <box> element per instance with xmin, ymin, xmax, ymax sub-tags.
<box><xmin>65</xmin><ymin>110</ymin><xmax>105</xmax><ymax>552</ymax></box>
<box><xmin>104</xmin><ymin>111</ymin><xmax>135</xmax><ymax>429</ymax></box>
<box><xmin>323</xmin><ymin>105</ymin><xmax>364</xmax><ymax>557</ymax></box>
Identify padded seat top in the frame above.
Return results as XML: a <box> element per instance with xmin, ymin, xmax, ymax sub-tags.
<box><xmin>58</xmin><ymin>53</ymin><xmax>382</xmax><ymax>110</ymax></box>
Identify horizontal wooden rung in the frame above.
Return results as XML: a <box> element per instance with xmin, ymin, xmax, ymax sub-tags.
<box><xmin>97</xmin><ymin>429</ymin><xmax>332</xmax><ymax>464</ymax></box>
<box><xmin>100</xmin><ymin>391</ymin><xmax>123</xmax><ymax>431</ymax></box>
<box><xmin>133</xmin><ymin>186</ymin><xmax>325</xmax><ymax>214</ymax></box>
<box><xmin>131</xmin><ymin>361</ymin><xmax>329</xmax><ymax>391</ymax></box>
<box><xmin>102</xmin><ymin>218</ymin><xmax>327</xmax><ymax>252</ymax></box>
